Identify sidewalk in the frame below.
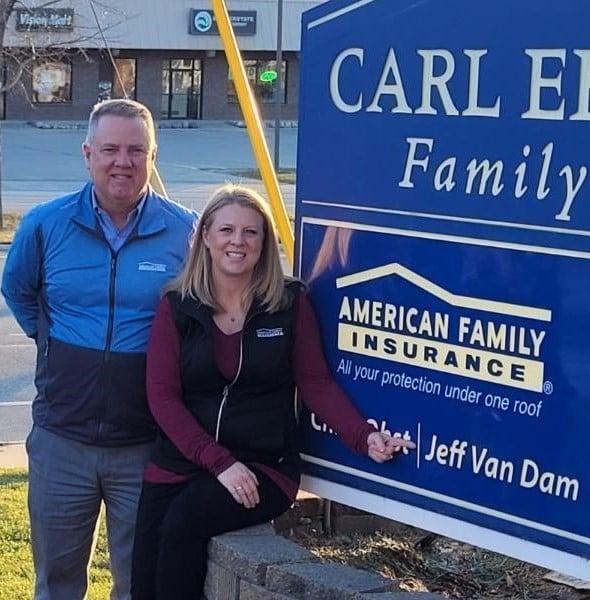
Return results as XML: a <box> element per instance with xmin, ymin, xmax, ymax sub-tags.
<box><xmin>0</xmin><ymin>443</ymin><xmax>27</xmax><ymax>468</ymax></box>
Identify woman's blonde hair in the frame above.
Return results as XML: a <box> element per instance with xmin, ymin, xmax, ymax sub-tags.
<box><xmin>167</xmin><ymin>184</ymin><xmax>287</xmax><ymax>312</ymax></box>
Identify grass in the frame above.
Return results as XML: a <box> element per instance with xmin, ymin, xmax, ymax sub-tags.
<box><xmin>0</xmin><ymin>213</ymin><xmax>21</xmax><ymax>243</ymax></box>
<box><xmin>229</xmin><ymin>168</ymin><xmax>296</xmax><ymax>184</ymax></box>
<box><xmin>0</xmin><ymin>468</ymin><xmax>112</xmax><ymax>599</ymax></box>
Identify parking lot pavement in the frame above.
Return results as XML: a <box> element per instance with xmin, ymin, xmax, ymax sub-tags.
<box><xmin>1</xmin><ymin>121</ymin><xmax>297</xmax><ymax>216</ymax></box>
<box><xmin>0</xmin><ymin>405</ymin><xmax>31</xmax><ymax>445</ymax></box>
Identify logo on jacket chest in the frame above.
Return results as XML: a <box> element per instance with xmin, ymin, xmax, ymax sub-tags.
<box><xmin>138</xmin><ymin>261</ymin><xmax>167</xmax><ymax>272</ymax></box>
<box><xmin>256</xmin><ymin>327</ymin><xmax>284</xmax><ymax>338</ymax></box>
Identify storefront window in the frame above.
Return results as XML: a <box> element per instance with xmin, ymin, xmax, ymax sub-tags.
<box><xmin>161</xmin><ymin>59</ymin><xmax>202</xmax><ymax>119</ymax></box>
<box><xmin>32</xmin><ymin>62</ymin><xmax>71</xmax><ymax>103</ymax></box>
<box><xmin>227</xmin><ymin>59</ymin><xmax>287</xmax><ymax>104</ymax></box>
<box><xmin>112</xmin><ymin>58</ymin><xmax>136</xmax><ymax>99</ymax></box>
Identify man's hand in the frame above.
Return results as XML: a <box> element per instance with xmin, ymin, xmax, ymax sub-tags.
<box><xmin>217</xmin><ymin>462</ymin><xmax>260</xmax><ymax>508</ymax></box>
<box><xmin>367</xmin><ymin>431</ymin><xmax>416</xmax><ymax>463</ymax></box>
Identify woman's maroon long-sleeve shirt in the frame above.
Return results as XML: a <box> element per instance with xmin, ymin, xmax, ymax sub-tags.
<box><xmin>144</xmin><ymin>292</ymin><xmax>376</xmax><ymax>502</ymax></box>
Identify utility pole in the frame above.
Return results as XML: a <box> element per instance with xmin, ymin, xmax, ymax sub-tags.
<box><xmin>273</xmin><ymin>0</ymin><xmax>283</xmax><ymax>171</ymax></box>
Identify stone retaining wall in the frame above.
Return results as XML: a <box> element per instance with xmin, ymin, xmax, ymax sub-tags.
<box><xmin>204</xmin><ymin>523</ymin><xmax>444</xmax><ymax>600</ymax></box>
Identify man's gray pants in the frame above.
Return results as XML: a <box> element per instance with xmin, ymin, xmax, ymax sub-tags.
<box><xmin>27</xmin><ymin>425</ymin><xmax>153</xmax><ymax>600</ymax></box>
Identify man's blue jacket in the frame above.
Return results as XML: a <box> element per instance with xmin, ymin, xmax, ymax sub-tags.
<box><xmin>1</xmin><ymin>182</ymin><xmax>196</xmax><ymax>446</ymax></box>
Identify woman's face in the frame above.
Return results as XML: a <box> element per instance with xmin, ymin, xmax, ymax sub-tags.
<box><xmin>203</xmin><ymin>203</ymin><xmax>265</xmax><ymax>281</ymax></box>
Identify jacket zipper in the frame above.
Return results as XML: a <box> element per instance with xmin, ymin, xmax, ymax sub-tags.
<box><xmin>80</xmin><ymin>216</ymin><xmax>143</xmax><ymax>442</ymax></box>
<box><xmin>97</xmin><ymin>251</ymin><xmax>118</xmax><ymax>440</ymax></box>
<box><xmin>215</xmin><ymin>333</ymin><xmax>244</xmax><ymax>442</ymax></box>
<box><xmin>214</xmin><ymin>310</ymin><xmax>258</xmax><ymax>442</ymax></box>
<box><xmin>104</xmin><ymin>253</ymin><xmax>118</xmax><ymax>361</ymax></box>
<box><xmin>103</xmin><ymin>230</ymin><xmax>143</xmax><ymax>359</ymax></box>
<box><xmin>215</xmin><ymin>385</ymin><xmax>230</xmax><ymax>442</ymax></box>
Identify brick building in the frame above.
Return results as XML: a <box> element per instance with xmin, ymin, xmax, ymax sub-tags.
<box><xmin>2</xmin><ymin>0</ymin><xmax>323</xmax><ymax>121</ymax></box>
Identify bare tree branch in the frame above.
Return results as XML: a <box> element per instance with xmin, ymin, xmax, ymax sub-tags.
<box><xmin>0</xmin><ymin>0</ymin><xmax>132</xmax><ymax>94</ymax></box>
<box><xmin>0</xmin><ymin>1</ymin><xmax>17</xmax><ymax>26</ymax></box>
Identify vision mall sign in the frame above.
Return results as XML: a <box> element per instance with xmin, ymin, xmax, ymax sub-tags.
<box><xmin>16</xmin><ymin>9</ymin><xmax>73</xmax><ymax>31</ymax></box>
<box><xmin>295</xmin><ymin>0</ymin><xmax>590</xmax><ymax>578</ymax></box>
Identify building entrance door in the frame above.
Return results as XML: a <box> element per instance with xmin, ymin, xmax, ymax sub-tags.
<box><xmin>162</xmin><ymin>59</ymin><xmax>202</xmax><ymax>119</ymax></box>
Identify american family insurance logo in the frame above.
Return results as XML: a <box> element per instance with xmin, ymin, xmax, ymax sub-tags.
<box><xmin>336</xmin><ymin>263</ymin><xmax>551</xmax><ymax>392</ymax></box>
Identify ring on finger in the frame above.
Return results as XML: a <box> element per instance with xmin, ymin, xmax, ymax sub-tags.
<box><xmin>235</xmin><ymin>486</ymin><xmax>244</xmax><ymax>491</ymax></box>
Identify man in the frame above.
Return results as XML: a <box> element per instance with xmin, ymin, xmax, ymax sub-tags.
<box><xmin>2</xmin><ymin>99</ymin><xmax>196</xmax><ymax>600</ymax></box>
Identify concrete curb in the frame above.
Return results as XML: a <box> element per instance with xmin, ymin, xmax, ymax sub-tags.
<box><xmin>227</xmin><ymin>119</ymin><xmax>298</xmax><ymax>129</ymax></box>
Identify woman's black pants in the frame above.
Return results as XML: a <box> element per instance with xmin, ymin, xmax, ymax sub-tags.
<box><xmin>130</xmin><ymin>467</ymin><xmax>292</xmax><ymax>600</ymax></box>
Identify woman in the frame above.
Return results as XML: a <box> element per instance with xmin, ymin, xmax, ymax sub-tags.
<box><xmin>131</xmin><ymin>184</ymin><xmax>415</xmax><ymax>599</ymax></box>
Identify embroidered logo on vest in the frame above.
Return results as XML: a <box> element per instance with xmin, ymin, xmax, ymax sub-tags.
<box><xmin>138</xmin><ymin>261</ymin><xmax>167</xmax><ymax>272</ymax></box>
<box><xmin>256</xmin><ymin>327</ymin><xmax>284</xmax><ymax>338</ymax></box>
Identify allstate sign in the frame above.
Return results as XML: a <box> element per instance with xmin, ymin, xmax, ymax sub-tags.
<box><xmin>295</xmin><ymin>0</ymin><xmax>590</xmax><ymax>578</ymax></box>
<box><xmin>188</xmin><ymin>9</ymin><xmax>256</xmax><ymax>36</ymax></box>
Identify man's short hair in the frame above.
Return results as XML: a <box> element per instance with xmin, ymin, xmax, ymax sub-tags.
<box><xmin>85</xmin><ymin>99</ymin><xmax>157</xmax><ymax>149</ymax></box>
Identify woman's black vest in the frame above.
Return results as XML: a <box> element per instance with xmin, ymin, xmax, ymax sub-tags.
<box><xmin>152</xmin><ymin>281</ymin><xmax>303</xmax><ymax>476</ymax></box>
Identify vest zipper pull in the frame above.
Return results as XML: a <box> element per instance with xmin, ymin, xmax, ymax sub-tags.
<box><xmin>215</xmin><ymin>385</ymin><xmax>229</xmax><ymax>442</ymax></box>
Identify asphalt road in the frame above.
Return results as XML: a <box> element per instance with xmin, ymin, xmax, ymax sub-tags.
<box><xmin>0</xmin><ymin>120</ymin><xmax>297</xmax><ymax>214</ymax></box>
<box><xmin>0</xmin><ymin>120</ymin><xmax>298</xmax><ymax>442</ymax></box>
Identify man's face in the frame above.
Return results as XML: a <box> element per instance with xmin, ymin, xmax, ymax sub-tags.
<box><xmin>82</xmin><ymin>115</ymin><xmax>156</xmax><ymax>210</ymax></box>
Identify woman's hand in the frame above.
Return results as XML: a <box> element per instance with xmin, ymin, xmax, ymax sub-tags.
<box><xmin>367</xmin><ymin>431</ymin><xmax>416</xmax><ymax>463</ymax></box>
<box><xmin>217</xmin><ymin>462</ymin><xmax>260</xmax><ymax>508</ymax></box>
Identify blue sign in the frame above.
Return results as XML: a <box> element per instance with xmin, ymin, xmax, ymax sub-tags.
<box><xmin>188</xmin><ymin>9</ymin><xmax>257</xmax><ymax>36</ymax></box>
<box><xmin>295</xmin><ymin>0</ymin><xmax>590</xmax><ymax>578</ymax></box>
